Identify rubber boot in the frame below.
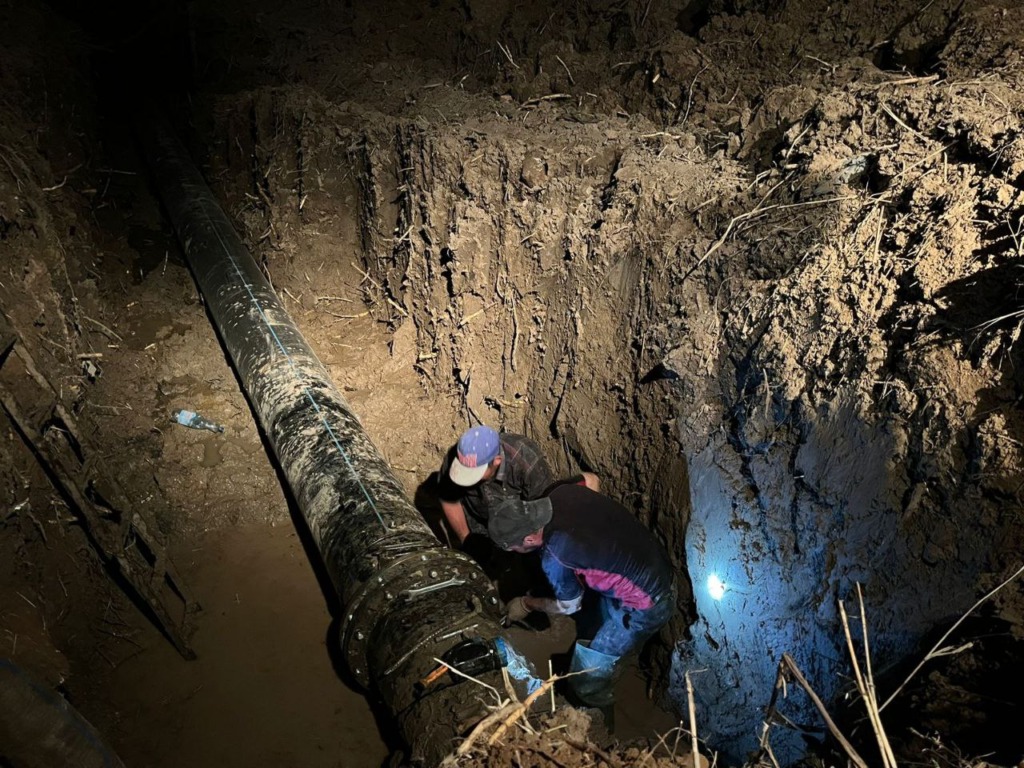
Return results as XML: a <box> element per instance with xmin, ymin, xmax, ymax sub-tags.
<box><xmin>568</xmin><ymin>641</ymin><xmax>620</xmax><ymax>731</ymax></box>
<box><xmin>568</xmin><ymin>641</ymin><xmax>621</xmax><ymax>706</ymax></box>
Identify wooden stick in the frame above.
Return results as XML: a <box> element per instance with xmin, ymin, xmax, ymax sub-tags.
<box><xmin>757</xmin><ymin>662</ymin><xmax>787</xmax><ymax>765</ymax></box>
<box><xmin>487</xmin><ymin>676</ymin><xmax>558</xmax><ymax>746</ymax></box>
<box><xmin>781</xmin><ymin>653</ymin><xmax>868</xmax><ymax>768</ymax></box>
<box><xmin>324</xmin><ymin>309</ymin><xmax>369</xmax><ymax>320</ymax></box>
<box><xmin>555</xmin><ymin>55</ymin><xmax>575</xmax><ymax>85</ymax></box>
<box><xmin>686</xmin><ymin>672</ymin><xmax>700</xmax><ymax>768</ymax></box>
<box><xmin>350</xmin><ymin>261</ymin><xmax>382</xmax><ymax>291</ymax></box>
<box><xmin>548</xmin><ymin>660</ymin><xmax>556</xmax><ymax>713</ymax></box>
<box><xmin>871</xmin><ymin>74</ymin><xmax>940</xmax><ymax>88</ymax></box>
<box><xmin>458</xmin><ymin>302</ymin><xmax>496</xmax><ymax>328</ymax></box>
<box><xmin>521</xmin><ymin>94</ymin><xmax>571</xmax><ymax>107</ymax></box>
<box><xmin>496</xmin><ymin>41</ymin><xmax>519</xmax><ymax>69</ymax></box>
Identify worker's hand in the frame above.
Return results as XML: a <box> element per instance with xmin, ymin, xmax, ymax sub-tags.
<box><xmin>504</xmin><ymin>596</ymin><xmax>532</xmax><ymax>625</ymax></box>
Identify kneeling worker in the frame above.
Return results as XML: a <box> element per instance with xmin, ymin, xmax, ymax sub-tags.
<box><xmin>487</xmin><ymin>483</ymin><xmax>675</xmax><ymax>710</ymax></box>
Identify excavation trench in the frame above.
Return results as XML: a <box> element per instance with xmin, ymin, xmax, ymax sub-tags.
<box><xmin>4</xmin><ymin>0</ymin><xmax>1024</xmax><ymax>766</ymax></box>
<box><xmin>203</xmin><ymin>61</ymin><xmax>1024</xmax><ymax>761</ymax></box>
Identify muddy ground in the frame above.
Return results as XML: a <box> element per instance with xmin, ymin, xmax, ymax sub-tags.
<box><xmin>2</xmin><ymin>0</ymin><xmax>1024</xmax><ymax>766</ymax></box>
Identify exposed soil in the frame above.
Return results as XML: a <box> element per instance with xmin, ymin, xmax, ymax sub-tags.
<box><xmin>3</xmin><ymin>0</ymin><xmax>1024</xmax><ymax>766</ymax></box>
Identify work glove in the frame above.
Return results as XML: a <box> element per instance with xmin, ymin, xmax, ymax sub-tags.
<box><xmin>504</xmin><ymin>596</ymin><xmax>532</xmax><ymax>625</ymax></box>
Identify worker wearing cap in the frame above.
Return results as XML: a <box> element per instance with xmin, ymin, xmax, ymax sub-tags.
<box><xmin>487</xmin><ymin>482</ymin><xmax>675</xmax><ymax>711</ymax></box>
<box><xmin>438</xmin><ymin>425</ymin><xmax>599</xmax><ymax>545</ymax></box>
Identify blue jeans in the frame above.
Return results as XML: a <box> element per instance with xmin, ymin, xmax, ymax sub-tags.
<box><xmin>589</xmin><ymin>586</ymin><xmax>675</xmax><ymax>658</ymax></box>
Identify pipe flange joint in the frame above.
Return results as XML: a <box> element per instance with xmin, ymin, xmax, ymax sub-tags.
<box><xmin>340</xmin><ymin>548</ymin><xmax>496</xmax><ymax>688</ymax></box>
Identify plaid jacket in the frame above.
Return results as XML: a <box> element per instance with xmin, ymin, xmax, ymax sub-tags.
<box><xmin>438</xmin><ymin>432</ymin><xmax>554</xmax><ymax>529</ymax></box>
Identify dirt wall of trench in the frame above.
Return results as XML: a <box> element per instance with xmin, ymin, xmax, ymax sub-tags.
<box><xmin>202</xmin><ymin>85</ymin><xmax>744</xmax><ymax>672</ymax></box>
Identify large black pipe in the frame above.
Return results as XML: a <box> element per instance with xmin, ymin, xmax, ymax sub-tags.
<box><xmin>136</xmin><ymin>112</ymin><xmax>517</xmax><ymax>764</ymax></box>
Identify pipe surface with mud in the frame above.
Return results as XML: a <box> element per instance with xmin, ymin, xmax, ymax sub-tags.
<box><xmin>136</xmin><ymin>111</ymin><xmax>519</xmax><ymax>765</ymax></box>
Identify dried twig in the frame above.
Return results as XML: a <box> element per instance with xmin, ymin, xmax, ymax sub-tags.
<box><xmin>555</xmin><ymin>55</ymin><xmax>575</xmax><ymax>85</ymax></box>
<box><xmin>521</xmin><ymin>94</ymin><xmax>572</xmax><ymax>107</ymax></box>
<box><xmin>857</xmin><ymin>585</ymin><xmax>896</xmax><ymax>766</ymax></box>
<box><xmin>496</xmin><ymin>41</ymin><xmax>519</xmax><ymax>69</ymax></box>
<box><xmin>453</xmin><ymin>701</ymin><xmax>520</xmax><ymax>758</ymax></box>
<box><xmin>880</xmin><ymin>103</ymin><xmax>927</xmax><ymax>142</ymax></box>
<box><xmin>386</xmin><ymin>297</ymin><xmax>408</xmax><ymax>317</ymax></box>
<box><xmin>686</xmin><ymin>672</ymin><xmax>700</xmax><ymax>768</ymax></box>
<box><xmin>757</xmin><ymin>663</ymin><xmax>786</xmax><ymax>767</ymax></box>
<box><xmin>880</xmin><ymin>562</ymin><xmax>1024</xmax><ymax>711</ymax></box>
<box><xmin>681</xmin><ymin>65</ymin><xmax>710</xmax><ymax>126</ymax></box>
<box><xmin>351</xmin><ymin>261</ymin><xmax>382</xmax><ymax>293</ymax></box>
<box><xmin>781</xmin><ymin>653</ymin><xmax>868</xmax><ymax>768</ymax></box>
<box><xmin>870</xmin><ymin>74</ymin><xmax>940</xmax><ymax>88</ymax></box>
<box><xmin>886</xmin><ymin>142</ymin><xmax>953</xmax><ymax>185</ymax></box>
<box><xmin>487</xmin><ymin>676</ymin><xmax>559</xmax><ymax>746</ymax></box>
<box><xmin>641</xmin><ymin>728</ymin><xmax>679</xmax><ymax>767</ymax></box>
<box><xmin>453</xmin><ymin>670</ymin><xmax>599</xmax><ymax>759</ymax></box>
<box><xmin>323</xmin><ymin>309</ymin><xmax>370</xmax><ymax>320</ymax></box>
<box><xmin>454</xmin><ymin>682</ymin><xmax>548</xmax><ymax>757</ymax></box>
<box><xmin>839</xmin><ymin>591</ymin><xmax>897</xmax><ymax>768</ymax></box>
<box><xmin>433</xmin><ymin>657</ymin><xmax>506</xmax><ymax>708</ymax></box>
<box><xmin>458</xmin><ymin>302</ymin><xmax>497</xmax><ymax>328</ymax></box>
<box><xmin>686</xmin><ymin>182</ymin><xmax>854</xmax><ymax>282</ymax></box>
<box><xmin>83</xmin><ymin>315</ymin><xmax>123</xmax><ymax>343</ymax></box>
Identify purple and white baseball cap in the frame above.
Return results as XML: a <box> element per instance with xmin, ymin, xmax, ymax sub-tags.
<box><xmin>450</xmin><ymin>426</ymin><xmax>501</xmax><ymax>486</ymax></box>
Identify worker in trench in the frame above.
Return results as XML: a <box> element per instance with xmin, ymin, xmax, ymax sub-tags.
<box><xmin>486</xmin><ymin>481</ymin><xmax>676</xmax><ymax>718</ymax></box>
<box><xmin>436</xmin><ymin>425</ymin><xmax>599</xmax><ymax>553</ymax></box>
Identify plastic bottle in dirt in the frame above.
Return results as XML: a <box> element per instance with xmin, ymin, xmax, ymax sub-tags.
<box><xmin>172</xmin><ymin>409</ymin><xmax>225</xmax><ymax>433</ymax></box>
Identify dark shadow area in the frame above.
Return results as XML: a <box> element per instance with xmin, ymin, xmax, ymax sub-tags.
<box><xmin>413</xmin><ymin>471</ymin><xmax>451</xmax><ymax>545</ymax></box>
<box><xmin>48</xmin><ymin>0</ymin><xmax>194</xmax><ymax>97</ymax></box>
<box><xmin>675</xmin><ymin>0</ymin><xmax>712</xmax><ymax>36</ymax></box>
<box><xmin>869</xmin><ymin>613</ymin><xmax>1024</xmax><ymax>766</ymax></box>
<box><xmin>931</xmin><ymin>260</ymin><xmax>1024</xmax><ymax>362</ymax></box>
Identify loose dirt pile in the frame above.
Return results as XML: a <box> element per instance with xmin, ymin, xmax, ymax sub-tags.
<box><xmin>3</xmin><ymin>0</ymin><xmax>1024</xmax><ymax>765</ymax></box>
